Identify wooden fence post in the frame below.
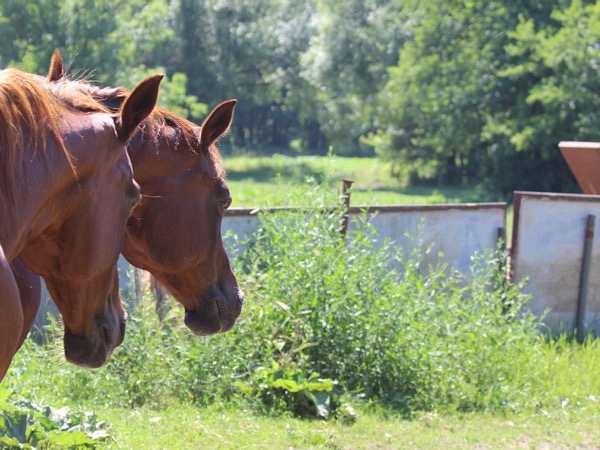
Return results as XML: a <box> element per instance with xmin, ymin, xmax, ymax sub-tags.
<box><xmin>340</xmin><ymin>179</ymin><xmax>353</xmax><ymax>237</ymax></box>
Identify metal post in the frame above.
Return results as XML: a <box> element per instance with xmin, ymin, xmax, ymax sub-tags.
<box><xmin>340</xmin><ymin>179</ymin><xmax>353</xmax><ymax>237</ymax></box>
<box><xmin>576</xmin><ymin>214</ymin><xmax>595</xmax><ymax>343</ymax></box>
<box><xmin>497</xmin><ymin>226</ymin><xmax>508</xmax><ymax>279</ymax></box>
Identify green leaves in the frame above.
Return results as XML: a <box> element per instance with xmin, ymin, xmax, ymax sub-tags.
<box><xmin>368</xmin><ymin>0</ymin><xmax>600</xmax><ymax>193</ymax></box>
<box><xmin>249</xmin><ymin>362</ymin><xmax>349</xmax><ymax>419</ymax></box>
<box><xmin>0</xmin><ymin>0</ymin><xmax>597</xmax><ymax>186</ymax></box>
<box><xmin>0</xmin><ymin>388</ymin><xmax>112</xmax><ymax>449</ymax></box>
<box><xmin>117</xmin><ymin>66</ymin><xmax>208</xmax><ymax>123</ymax></box>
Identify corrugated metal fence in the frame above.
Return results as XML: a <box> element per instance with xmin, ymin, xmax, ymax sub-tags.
<box><xmin>34</xmin><ymin>192</ymin><xmax>600</xmax><ymax>335</ymax></box>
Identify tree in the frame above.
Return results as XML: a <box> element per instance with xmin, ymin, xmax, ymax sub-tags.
<box><xmin>485</xmin><ymin>0</ymin><xmax>600</xmax><ymax>193</ymax></box>
<box><xmin>0</xmin><ymin>0</ymin><xmax>64</xmax><ymax>71</ymax></box>
<box><xmin>119</xmin><ymin>66</ymin><xmax>208</xmax><ymax>124</ymax></box>
<box><xmin>174</xmin><ymin>0</ymin><xmax>320</xmax><ymax>153</ymax></box>
<box><xmin>300</xmin><ymin>0</ymin><xmax>407</xmax><ymax>155</ymax></box>
<box><xmin>366</xmin><ymin>0</ymin><xmax>586</xmax><ymax>193</ymax></box>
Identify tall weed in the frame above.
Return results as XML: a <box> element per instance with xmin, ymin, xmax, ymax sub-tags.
<box><xmin>232</xmin><ymin>190</ymin><xmax>543</xmax><ymax>414</ymax></box>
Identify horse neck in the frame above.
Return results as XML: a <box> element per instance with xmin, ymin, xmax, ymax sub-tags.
<box><xmin>0</xmin><ymin>149</ymin><xmax>72</xmax><ymax>260</ymax></box>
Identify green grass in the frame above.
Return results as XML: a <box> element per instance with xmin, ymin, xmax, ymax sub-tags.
<box><xmin>51</xmin><ymin>404</ymin><xmax>584</xmax><ymax>449</ymax></box>
<box><xmin>7</xmin><ymin>338</ymin><xmax>600</xmax><ymax>450</ymax></box>
<box><xmin>224</xmin><ymin>155</ymin><xmax>501</xmax><ymax>208</ymax></box>
<box><xmin>21</xmin><ymin>402</ymin><xmax>600</xmax><ymax>449</ymax></box>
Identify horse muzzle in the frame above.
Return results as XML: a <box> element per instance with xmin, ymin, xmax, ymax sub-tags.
<box><xmin>63</xmin><ymin>319</ymin><xmax>126</xmax><ymax>368</ymax></box>
<box><xmin>184</xmin><ymin>285</ymin><xmax>243</xmax><ymax>336</ymax></box>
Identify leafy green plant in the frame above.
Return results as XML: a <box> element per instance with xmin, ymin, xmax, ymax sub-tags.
<box><xmin>235</xmin><ymin>361</ymin><xmax>354</xmax><ymax>420</ymax></box>
<box><xmin>230</xmin><ymin>183</ymin><xmax>544</xmax><ymax>414</ymax></box>
<box><xmin>0</xmin><ymin>387</ymin><xmax>112</xmax><ymax>448</ymax></box>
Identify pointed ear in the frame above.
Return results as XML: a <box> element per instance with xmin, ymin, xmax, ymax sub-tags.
<box><xmin>200</xmin><ymin>99</ymin><xmax>237</xmax><ymax>151</ymax></box>
<box><xmin>48</xmin><ymin>49</ymin><xmax>64</xmax><ymax>82</ymax></box>
<box><xmin>116</xmin><ymin>74</ymin><xmax>163</xmax><ymax>142</ymax></box>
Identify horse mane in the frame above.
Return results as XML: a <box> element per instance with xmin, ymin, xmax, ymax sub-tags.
<box><xmin>46</xmin><ymin>78</ymin><xmax>113</xmax><ymax>115</ymax></box>
<box><xmin>0</xmin><ymin>68</ymin><xmax>76</xmax><ymax>194</ymax></box>
<box><xmin>55</xmin><ymin>77</ymin><xmax>225</xmax><ymax>178</ymax></box>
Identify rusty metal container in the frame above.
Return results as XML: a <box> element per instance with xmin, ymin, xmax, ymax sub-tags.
<box><xmin>559</xmin><ymin>141</ymin><xmax>600</xmax><ymax>194</ymax></box>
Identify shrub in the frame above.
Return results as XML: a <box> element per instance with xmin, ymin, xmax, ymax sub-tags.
<box><xmin>232</xmin><ymin>192</ymin><xmax>543</xmax><ymax>414</ymax></box>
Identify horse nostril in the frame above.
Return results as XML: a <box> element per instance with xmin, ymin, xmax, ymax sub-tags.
<box><xmin>100</xmin><ymin>324</ymin><xmax>111</xmax><ymax>346</ymax></box>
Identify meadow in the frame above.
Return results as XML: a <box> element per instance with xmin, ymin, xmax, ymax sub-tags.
<box><xmin>224</xmin><ymin>155</ymin><xmax>502</xmax><ymax>207</ymax></box>
<box><xmin>1</xmin><ymin>155</ymin><xmax>599</xmax><ymax>449</ymax></box>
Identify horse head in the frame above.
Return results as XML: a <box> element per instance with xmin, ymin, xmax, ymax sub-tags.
<box><xmin>123</xmin><ymin>101</ymin><xmax>244</xmax><ymax>335</ymax></box>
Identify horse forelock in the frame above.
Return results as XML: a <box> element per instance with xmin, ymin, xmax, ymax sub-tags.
<box><xmin>143</xmin><ymin>107</ymin><xmax>225</xmax><ymax>179</ymax></box>
<box><xmin>0</xmin><ymin>69</ymin><xmax>75</xmax><ymax>195</ymax></box>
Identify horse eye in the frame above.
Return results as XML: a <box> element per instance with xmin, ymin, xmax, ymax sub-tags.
<box><xmin>221</xmin><ymin>197</ymin><xmax>232</xmax><ymax>210</ymax></box>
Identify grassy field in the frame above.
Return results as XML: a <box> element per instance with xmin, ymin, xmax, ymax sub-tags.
<box><xmin>224</xmin><ymin>155</ymin><xmax>502</xmax><ymax>208</ymax></box>
<box><xmin>95</xmin><ymin>404</ymin><xmax>600</xmax><ymax>449</ymax></box>
<box><xmin>5</xmin><ymin>388</ymin><xmax>600</xmax><ymax>449</ymax></box>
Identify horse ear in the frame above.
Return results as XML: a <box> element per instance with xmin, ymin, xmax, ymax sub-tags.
<box><xmin>116</xmin><ymin>74</ymin><xmax>163</xmax><ymax>142</ymax></box>
<box><xmin>200</xmin><ymin>99</ymin><xmax>237</xmax><ymax>151</ymax></box>
<box><xmin>48</xmin><ymin>49</ymin><xmax>64</xmax><ymax>82</ymax></box>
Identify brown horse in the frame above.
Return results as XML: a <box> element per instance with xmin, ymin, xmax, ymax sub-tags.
<box><xmin>121</xmin><ymin>99</ymin><xmax>244</xmax><ymax>335</ymax></box>
<box><xmin>0</xmin><ymin>68</ymin><xmax>161</xmax><ymax>380</ymax></box>
<box><xmin>9</xmin><ymin>51</ymin><xmax>242</xmax><ymax>356</ymax></box>
<box><xmin>47</xmin><ymin>51</ymin><xmax>244</xmax><ymax>336</ymax></box>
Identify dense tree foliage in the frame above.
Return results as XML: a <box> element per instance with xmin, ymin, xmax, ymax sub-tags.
<box><xmin>0</xmin><ymin>0</ymin><xmax>597</xmax><ymax>192</ymax></box>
